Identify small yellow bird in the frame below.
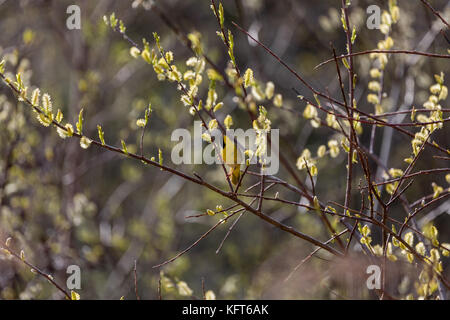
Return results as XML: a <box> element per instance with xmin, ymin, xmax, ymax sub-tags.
<box><xmin>221</xmin><ymin>134</ymin><xmax>242</xmax><ymax>185</ymax></box>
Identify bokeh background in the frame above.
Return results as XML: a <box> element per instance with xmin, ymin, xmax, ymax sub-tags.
<box><xmin>0</xmin><ymin>0</ymin><xmax>449</xmax><ymax>299</ymax></box>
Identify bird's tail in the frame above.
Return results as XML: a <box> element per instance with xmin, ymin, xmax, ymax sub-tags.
<box><xmin>230</xmin><ymin>165</ymin><xmax>241</xmax><ymax>185</ymax></box>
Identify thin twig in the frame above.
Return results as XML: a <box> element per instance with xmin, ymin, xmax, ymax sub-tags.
<box><xmin>315</xmin><ymin>50</ymin><xmax>450</xmax><ymax>69</ymax></box>
<box><xmin>134</xmin><ymin>260</ymin><xmax>140</xmax><ymax>300</ymax></box>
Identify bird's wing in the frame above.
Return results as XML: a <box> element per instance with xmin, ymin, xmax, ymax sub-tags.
<box><xmin>222</xmin><ymin>134</ymin><xmax>243</xmax><ymax>166</ymax></box>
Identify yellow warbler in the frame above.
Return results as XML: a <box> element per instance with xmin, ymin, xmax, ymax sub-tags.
<box><xmin>222</xmin><ymin>134</ymin><xmax>242</xmax><ymax>185</ymax></box>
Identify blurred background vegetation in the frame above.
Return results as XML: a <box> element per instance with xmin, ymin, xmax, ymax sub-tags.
<box><xmin>0</xmin><ymin>0</ymin><xmax>449</xmax><ymax>299</ymax></box>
